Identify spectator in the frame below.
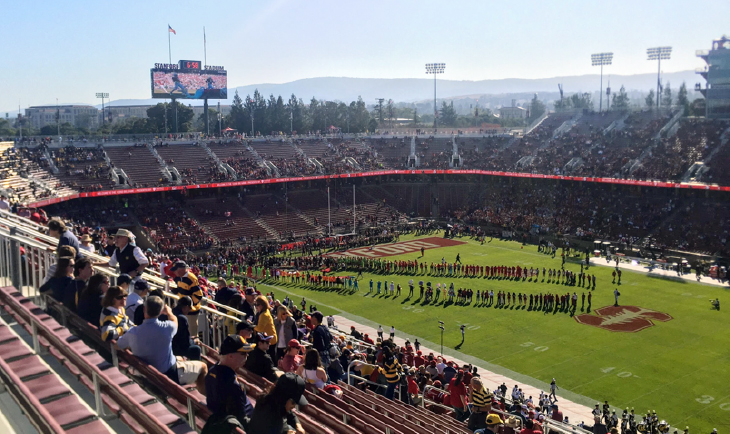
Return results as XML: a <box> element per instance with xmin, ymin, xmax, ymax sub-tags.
<box><xmin>273</xmin><ymin>306</ymin><xmax>297</xmax><ymax>361</ymax></box>
<box><xmin>247</xmin><ymin>372</ymin><xmax>308</xmax><ymax>434</ymax></box>
<box><xmin>171</xmin><ymin>296</ymin><xmax>202</xmax><ymax>361</ymax></box>
<box><xmin>551</xmin><ymin>404</ymin><xmax>564</xmax><ymax>422</ymax></box>
<box><xmin>117</xmin><ymin>296</ymin><xmax>207</xmax><ymax>393</ymax></box>
<box><xmin>279</xmin><ymin>339</ymin><xmax>303</xmax><ymax>373</ymax></box>
<box><xmin>116</xmin><ymin>273</ymin><xmax>132</xmax><ymax>294</ymax></box>
<box><xmin>99</xmin><ymin>285</ymin><xmax>133</xmax><ymax>342</ymax></box>
<box><xmin>125</xmin><ymin>279</ymin><xmax>149</xmax><ymax>321</ymax></box>
<box><xmin>310</xmin><ymin>311</ymin><xmax>332</xmax><ymax>369</ymax></box>
<box><xmin>47</xmin><ymin>218</ymin><xmax>82</xmax><ymax>260</ymax></box>
<box><xmin>205</xmin><ymin>335</ymin><xmax>254</xmax><ymax>431</ymax></box>
<box><xmin>295</xmin><ymin>348</ymin><xmax>327</xmax><ymax>390</ymax></box>
<box><xmin>105</xmin><ymin>229</ymin><xmax>149</xmax><ymax>278</ymax></box>
<box><xmin>77</xmin><ymin>274</ymin><xmax>109</xmax><ymax>325</ymax></box>
<box><xmin>170</xmin><ymin>261</ymin><xmax>203</xmax><ymax>337</ymax></box>
<box><xmin>214</xmin><ymin>278</ymin><xmax>237</xmax><ymax>305</ymax></box>
<box><xmin>253</xmin><ymin>295</ymin><xmax>278</xmax><ymax>351</ymax></box>
<box><xmin>66</xmin><ymin>253</ymin><xmax>95</xmax><ymax>313</ymax></box>
<box><xmin>79</xmin><ymin>234</ymin><xmax>96</xmax><ymax>254</ymax></box>
<box><xmin>476</xmin><ymin>414</ymin><xmax>504</xmax><ymax>434</ymax></box>
<box><xmin>449</xmin><ymin>370</ymin><xmax>469</xmax><ymax>422</ymax></box>
<box><xmin>469</xmin><ymin>376</ymin><xmax>491</xmax><ymax>431</ymax></box>
<box><xmin>42</xmin><ymin>245</ymin><xmax>77</xmax><ymax>285</ymax></box>
<box><xmin>244</xmin><ymin>333</ymin><xmax>279</xmax><ymax>382</ymax></box>
<box><xmin>241</xmin><ymin>287</ymin><xmax>257</xmax><ymax>319</ymax></box>
<box><xmin>39</xmin><ymin>256</ymin><xmax>74</xmax><ymax>302</ymax></box>
<box><xmin>235</xmin><ymin>319</ymin><xmax>256</xmax><ymax>342</ymax></box>
<box><xmin>381</xmin><ymin>345</ymin><xmax>402</xmax><ymax>400</ymax></box>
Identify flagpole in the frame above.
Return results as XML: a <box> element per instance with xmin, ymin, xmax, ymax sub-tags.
<box><xmin>168</xmin><ymin>28</ymin><xmax>171</xmax><ymax>64</ymax></box>
<box><xmin>204</xmin><ymin>27</ymin><xmax>207</xmax><ymax>66</ymax></box>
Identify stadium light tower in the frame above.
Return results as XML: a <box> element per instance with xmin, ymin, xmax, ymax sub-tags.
<box><xmin>591</xmin><ymin>53</ymin><xmax>613</xmax><ymax>113</ymax></box>
<box><xmin>96</xmin><ymin>93</ymin><xmax>109</xmax><ymax>126</ymax></box>
<box><xmin>425</xmin><ymin>63</ymin><xmax>445</xmax><ymax>129</ymax></box>
<box><xmin>647</xmin><ymin>47</ymin><xmax>672</xmax><ymax>108</ymax></box>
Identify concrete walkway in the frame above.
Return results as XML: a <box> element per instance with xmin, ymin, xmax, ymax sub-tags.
<box><xmin>331</xmin><ymin>314</ymin><xmax>595</xmax><ymax>425</ymax></box>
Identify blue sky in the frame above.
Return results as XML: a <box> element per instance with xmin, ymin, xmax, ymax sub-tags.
<box><xmin>1</xmin><ymin>0</ymin><xmax>728</xmax><ymax>110</ymax></box>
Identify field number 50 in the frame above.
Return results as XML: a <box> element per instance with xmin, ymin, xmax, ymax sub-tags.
<box><xmin>521</xmin><ymin>342</ymin><xmax>549</xmax><ymax>352</ymax></box>
<box><xmin>695</xmin><ymin>396</ymin><xmax>730</xmax><ymax>411</ymax></box>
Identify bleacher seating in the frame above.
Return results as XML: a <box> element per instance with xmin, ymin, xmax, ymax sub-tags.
<box><xmin>242</xmin><ymin>193</ymin><xmax>317</xmax><ymax>237</ymax></box>
<box><xmin>187</xmin><ymin>197</ymin><xmax>273</xmax><ymax>242</ymax></box>
<box><xmin>105</xmin><ymin>146</ymin><xmax>164</xmax><ymax>187</ymax></box>
<box><xmin>50</xmin><ymin>146</ymin><xmax>112</xmax><ymax>192</ymax></box>
<box><xmin>155</xmin><ymin>144</ymin><xmax>219</xmax><ymax>184</ymax></box>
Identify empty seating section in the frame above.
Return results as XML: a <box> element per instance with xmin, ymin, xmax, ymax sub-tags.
<box><xmin>370</xmin><ymin>138</ymin><xmax>410</xmax><ymax>168</ymax></box>
<box><xmin>251</xmin><ymin>142</ymin><xmax>298</xmax><ymax>159</ymax></box>
<box><xmin>294</xmin><ymin>140</ymin><xmax>330</xmax><ymax>159</ymax></box>
<box><xmin>528</xmin><ymin>112</ymin><xmax>573</xmax><ymax>140</ymax></box>
<box><xmin>287</xmin><ymin>190</ymin><xmax>350</xmax><ymax>230</ymax></box>
<box><xmin>187</xmin><ymin>197</ymin><xmax>272</xmax><ymax>242</ymax></box>
<box><xmin>243</xmin><ymin>193</ymin><xmax>316</xmax><ymax>236</ymax></box>
<box><xmin>155</xmin><ymin>144</ymin><xmax>218</xmax><ymax>184</ymax></box>
<box><xmin>50</xmin><ymin>146</ymin><xmax>112</xmax><ymax>192</ymax></box>
<box><xmin>0</xmin><ymin>286</ymin><xmax>191</xmax><ymax>434</ymax></box>
<box><xmin>105</xmin><ymin>146</ymin><xmax>163</xmax><ymax>187</ymax></box>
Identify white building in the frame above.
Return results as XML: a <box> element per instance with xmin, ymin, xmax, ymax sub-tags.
<box><xmin>25</xmin><ymin>105</ymin><xmax>99</xmax><ymax>130</ymax></box>
<box><xmin>499</xmin><ymin>106</ymin><xmax>527</xmax><ymax>120</ymax></box>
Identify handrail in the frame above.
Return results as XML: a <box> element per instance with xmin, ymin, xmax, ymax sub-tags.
<box><xmin>0</xmin><ymin>288</ymin><xmax>177</xmax><ymax>434</ymax></box>
<box><xmin>0</xmin><ymin>211</ymin><xmax>250</xmax><ymax>323</ymax></box>
<box><xmin>0</xmin><ymin>348</ymin><xmax>68</xmax><ymax>434</ymax></box>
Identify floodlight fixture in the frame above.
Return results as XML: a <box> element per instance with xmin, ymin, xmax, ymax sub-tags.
<box><xmin>647</xmin><ymin>47</ymin><xmax>672</xmax><ymax>108</ymax></box>
<box><xmin>591</xmin><ymin>53</ymin><xmax>613</xmax><ymax>112</ymax></box>
<box><xmin>96</xmin><ymin>92</ymin><xmax>109</xmax><ymax>125</ymax></box>
<box><xmin>425</xmin><ymin>63</ymin><xmax>446</xmax><ymax>129</ymax></box>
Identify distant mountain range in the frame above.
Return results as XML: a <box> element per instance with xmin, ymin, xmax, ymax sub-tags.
<box><xmin>4</xmin><ymin>70</ymin><xmax>699</xmax><ymax>116</ymax></box>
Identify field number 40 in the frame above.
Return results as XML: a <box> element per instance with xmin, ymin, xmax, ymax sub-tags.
<box><xmin>695</xmin><ymin>396</ymin><xmax>730</xmax><ymax>411</ymax></box>
<box><xmin>521</xmin><ymin>342</ymin><xmax>549</xmax><ymax>352</ymax></box>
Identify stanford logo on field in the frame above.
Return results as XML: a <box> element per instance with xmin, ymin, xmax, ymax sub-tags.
<box><xmin>574</xmin><ymin>306</ymin><xmax>673</xmax><ymax>333</ymax></box>
<box><xmin>326</xmin><ymin>237</ymin><xmax>465</xmax><ymax>259</ymax></box>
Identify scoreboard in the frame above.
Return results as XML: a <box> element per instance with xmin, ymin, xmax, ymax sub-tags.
<box><xmin>150</xmin><ymin>60</ymin><xmax>227</xmax><ymax>100</ymax></box>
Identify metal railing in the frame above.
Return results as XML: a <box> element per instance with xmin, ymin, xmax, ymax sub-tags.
<box><xmin>0</xmin><ymin>210</ymin><xmax>248</xmax><ymax>349</ymax></box>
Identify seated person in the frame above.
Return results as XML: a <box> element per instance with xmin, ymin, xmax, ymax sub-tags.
<box><xmin>710</xmin><ymin>298</ymin><xmax>720</xmax><ymax>310</ymax></box>
<box><xmin>117</xmin><ymin>296</ymin><xmax>207</xmax><ymax>393</ymax></box>
<box><xmin>205</xmin><ymin>335</ymin><xmax>254</xmax><ymax>430</ymax></box>
<box><xmin>172</xmin><ymin>296</ymin><xmax>202</xmax><ymax>361</ymax></box>
<box><xmin>278</xmin><ymin>339</ymin><xmax>304</xmax><ymax>373</ymax></box>
<box><xmin>244</xmin><ymin>333</ymin><xmax>280</xmax><ymax>382</ymax></box>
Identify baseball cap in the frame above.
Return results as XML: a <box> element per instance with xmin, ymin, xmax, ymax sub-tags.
<box><xmin>117</xmin><ymin>274</ymin><xmax>132</xmax><ymax>286</ymax></box>
<box><xmin>486</xmin><ymin>414</ymin><xmax>504</xmax><ymax>425</ymax></box>
<box><xmin>244</xmin><ymin>287</ymin><xmax>257</xmax><ymax>296</ymax></box>
<box><xmin>235</xmin><ymin>320</ymin><xmax>255</xmax><ymax>332</ymax></box>
<box><xmin>220</xmin><ymin>335</ymin><xmax>253</xmax><ymax>355</ymax></box>
<box><xmin>134</xmin><ymin>279</ymin><xmax>150</xmax><ymax>292</ymax></box>
<box><xmin>288</xmin><ymin>339</ymin><xmax>303</xmax><ymax>349</ymax></box>
<box><xmin>256</xmin><ymin>332</ymin><xmax>274</xmax><ymax>343</ymax></box>
<box><xmin>170</xmin><ymin>261</ymin><xmax>188</xmax><ymax>271</ymax></box>
<box><xmin>276</xmin><ymin>372</ymin><xmax>308</xmax><ymax>406</ymax></box>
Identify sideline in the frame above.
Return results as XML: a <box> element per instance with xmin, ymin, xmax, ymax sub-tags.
<box><xmin>258</xmin><ymin>281</ymin><xmax>596</xmax><ymax>424</ymax></box>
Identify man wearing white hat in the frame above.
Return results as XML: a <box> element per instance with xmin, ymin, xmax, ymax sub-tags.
<box><xmin>105</xmin><ymin>228</ymin><xmax>149</xmax><ymax>279</ymax></box>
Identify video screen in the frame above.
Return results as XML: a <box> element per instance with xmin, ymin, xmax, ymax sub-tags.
<box><xmin>151</xmin><ymin>69</ymin><xmax>227</xmax><ymax>99</ymax></box>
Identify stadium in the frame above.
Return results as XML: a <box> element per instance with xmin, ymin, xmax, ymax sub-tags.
<box><xmin>1</xmin><ymin>11</ymin><xmax>730</xmax><ymax>434</ymax></box>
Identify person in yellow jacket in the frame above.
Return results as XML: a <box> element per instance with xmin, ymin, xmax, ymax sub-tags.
<box><xmin>254</xmin><ymin>295</ymin><xmax>277</xmax><ymax>356</ymax></box>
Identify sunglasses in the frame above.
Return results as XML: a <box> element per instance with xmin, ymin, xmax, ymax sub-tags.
<box><xmin>115</xmin><ymin>295</ymin><xmax>126</xmax><ymax>300</ymax></box>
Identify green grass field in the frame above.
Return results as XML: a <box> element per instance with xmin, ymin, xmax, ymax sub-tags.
<box><xmin>252</xmin><ymin>234</ymin><xmax>728</xmax><ymax>433</ymax></box>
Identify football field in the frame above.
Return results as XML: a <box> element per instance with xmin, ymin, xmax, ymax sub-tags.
<box><xmin>253</xmin><ymin>234</ymin><xmax>729</xmax><ymax>433</ymax></box>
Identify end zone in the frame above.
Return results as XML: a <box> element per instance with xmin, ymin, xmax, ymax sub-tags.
<box><xmin>326</xmin><ymin>237</ymin><xmax>466</xmax><ymax>258</ymax></box>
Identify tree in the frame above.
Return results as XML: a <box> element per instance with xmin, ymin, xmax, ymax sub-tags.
<box><xmin>146</xmin><ymin>103</ymin><xmax>172</xmax><ymax>132</ymax></box>
<box><xmin>677</xmin><ymin>82</ymin><xmax>689</xmax><ymax>115</ymax></box>
<box><xmin>368</xmin><ymin>118</ymin><xmax>378</xmax><ymax>132</ymax></box>
<box><xmin>196</xmin><ymin>108</ymin><xmax>217</xmax><ymax>132</ymax></box>
<box><xmin>645</xmin><ymin>89</ymin><xmax>655</xmax><ymax>109</ymax></box>
<box><xmin>439</xmin><ymin>101</ymin><xmax>458</xmax><ymax>126</ymax></box>
<box><xmin>611</xmin><ymin>86</ymin><xmax>630</xmax><ymax>111</ymax></box>
<box><xmin>570</xmin><ymin>93</ymin><xmax>593</xmax><ymax>111</ymax></box>
<box><xmin>662</xmin><ymin>82</ymin><xmax>673</xmax><ymax>109</ymax></box>
<box><xmin>229</xmin><ymin>91</ymin><xmax>247</xmax><ymax>133</ymax></box>
<box><xmin>412</xmin><ymin>107</ymin><xmax>419</xmax><ymax>126</ymax></box>
<box><xmin>0</xmin><ymin>118</ymin><xmax>16</xmax><ymax>136</ymax></box>
<box><xmin>527</xmin><ymin>94</ymin><xmax>546</xmax><ymax>124</ymax></box>
<box><xmin>386</xmin><ymin>99</ymin><xmax>395</xmax><ymax>128</ymax></box>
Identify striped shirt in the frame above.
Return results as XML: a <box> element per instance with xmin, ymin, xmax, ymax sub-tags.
<box><xmin>99</xmin><ymin>306</ymin><xmax>133</xmax><ymax>342</ymax></box>
<box><xmin>173</xmin><ymin>271</ymin><xmax>203</xmax><ymax>312</ymax></box>
<box><xmin>471</xmin><ymin>386</ymin><xmax>490</xmax><ymax>407</ymax></box>
<box><xmin>383</xmin><ymin>357</ymin><xmax>401</xmax><ymax>384</ymax></box>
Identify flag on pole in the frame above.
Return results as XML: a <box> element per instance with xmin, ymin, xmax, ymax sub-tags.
<box><xmin>168</xmin><ymin>25</ymin><xmax>176</xmax><ymax>35</ymax></box>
